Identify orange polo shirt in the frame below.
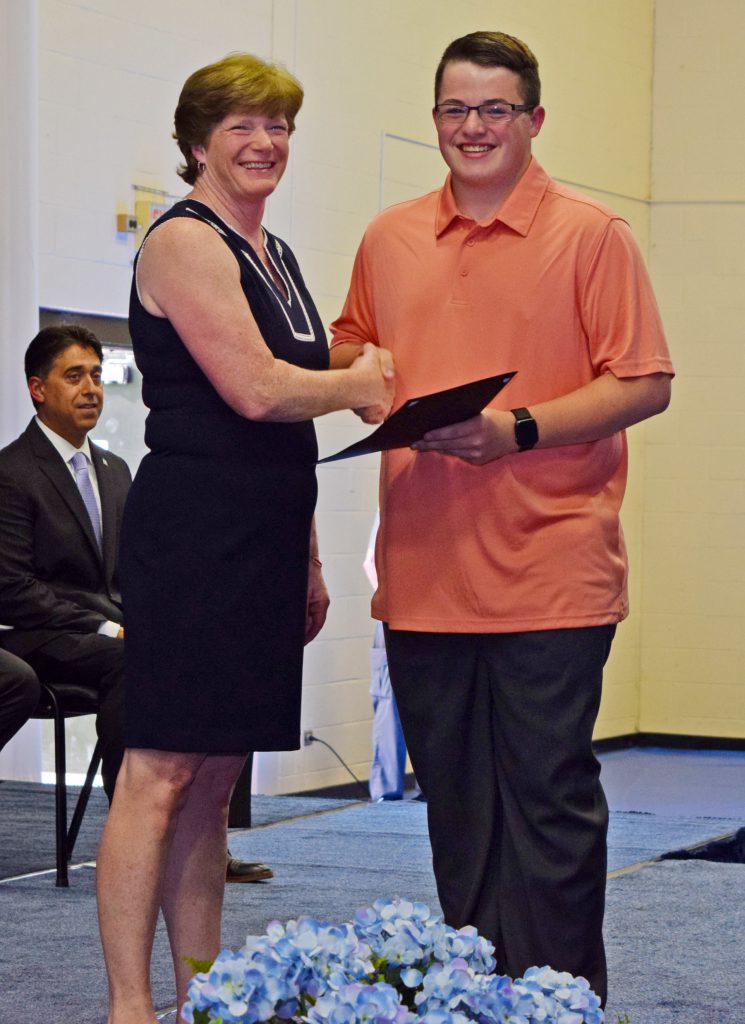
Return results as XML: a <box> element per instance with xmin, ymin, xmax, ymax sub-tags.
<box><xmin>330</xmin><ymin>158</ymin><xmax>674</xmax><ymax>633</ymax></box>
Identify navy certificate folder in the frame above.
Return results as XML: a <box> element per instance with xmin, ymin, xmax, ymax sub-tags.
<box><xmin>318</xmin><ymin>371</ymin><xmax>517</xmax><ymax>464</ymax></box>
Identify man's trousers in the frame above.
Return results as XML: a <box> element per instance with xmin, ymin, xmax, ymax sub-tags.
<box><xmin>12</xmin><ymin>632</ymin><xmax>125</xmax><ymax>801</ymax></box>
<box><xmin>384</xmin><ymin>624</ymin><xmax>615</xmax><ymax>1004</ymax></box>
<box><xmin>0</xmin><ymin>649</ymin><xmax>40</xmax><ymax>752</ymax></box>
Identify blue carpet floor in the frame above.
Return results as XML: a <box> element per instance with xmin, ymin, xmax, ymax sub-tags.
<box><xmin>600</xmin><ymin>747</ymin><xmax>745</xmax><ymax>818</ymax></box>
<box><xmin>1</xmin><ymin>748</ymin><xmax>744</xmax><ymax>1023</ymax></box>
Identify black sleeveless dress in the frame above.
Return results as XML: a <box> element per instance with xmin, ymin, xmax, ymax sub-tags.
<box><xmin>121</xmin><ymin>200</ymin><xmax>329</xmax><ymax>752</ymax></box>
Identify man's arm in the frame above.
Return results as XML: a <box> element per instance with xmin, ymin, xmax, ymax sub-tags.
<box><xmin>0</xmin><ymin>472</ymin><xmax>108</xmax><ymax>633</ymax></box>
<box><xmin>329</xmin><ymin>235</ymin><xmax>396</xmax><ymax>423</ymax></box>
<box><xmin>329</xmin><ymin>343</ymin><xmax>363</xmax><ymax>368</ymax></box>
<box><xmin>414</xmin><ymin>215</ymin><xmax>672</xmax><ymax>464</ymax></box>
<box><xmin>411</xmin><ymin>371</ymin><xmax>672</xmax><ymax>464</ymax></box>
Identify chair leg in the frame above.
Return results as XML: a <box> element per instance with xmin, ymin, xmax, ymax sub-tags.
<box><xmin>67</xmin><ymin>739</ymin><xmax>102</xmax><ymax>859</ymax></box>
<box><xmin>45</xmin><ymin>687</ymin><xmax>69</xmax><ymax>888</ymax></box>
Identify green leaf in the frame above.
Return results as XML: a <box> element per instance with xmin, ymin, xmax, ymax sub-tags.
<box><xmin>185</xmin><ymin>955</ymin><xmax>215</xmax><ymax>974</ymax></box>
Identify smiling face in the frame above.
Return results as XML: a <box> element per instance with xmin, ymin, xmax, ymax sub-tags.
<box><xmin>433</xmin><ymin>61</ymin><xmax>544</xmax><ymax>220</ymax></box>
<box><xmin>28</xmin><ymin>343</ymin><xmax>104</xmax><ymax>448</ymax></box>
<box><xmin>192</xmin><ymin>110</ymin><xmax>290</xmax><ymax>208</ymax></box>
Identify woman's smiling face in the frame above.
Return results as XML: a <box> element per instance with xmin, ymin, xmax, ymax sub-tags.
<box><xmin>192</xmin><ymin>110</ymin><xmax>291</xmax><ymax>206</ymax></box>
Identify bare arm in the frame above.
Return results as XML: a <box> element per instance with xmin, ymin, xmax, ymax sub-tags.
<box><xmin>412</xmin><ymin>372</ymin><xmax>672</xmax><ymax>464</ymax></box>
<box><xmin>329</xmin><ymin>342</ymin><xmax>364</xmax><ymax>369</ymax></box>
<box><xmin>137</xmin><ymin>220</ymin><xmax>393</xmax><ymax>422</ymax></box>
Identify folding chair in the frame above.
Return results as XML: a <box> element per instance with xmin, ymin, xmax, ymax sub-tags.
<box><xmin>32</xmin><ymin>680</ymin><xmax>101</xmax><ymax>886</ymax></box>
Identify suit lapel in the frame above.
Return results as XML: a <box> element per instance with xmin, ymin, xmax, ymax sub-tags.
<box><xmin>90</xmin><ymin>443</ymin><xmax>118</xmax><ymax>581</ymax></box>
<box><xmin>26</xmin><ymin>420</ymin><xmax>103</xmax><ymax>565</ymax></box>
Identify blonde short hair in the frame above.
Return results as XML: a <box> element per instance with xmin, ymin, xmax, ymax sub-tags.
<box><xmin>174</xmin><ymin>52</ymin><xmax>304</xmax><ymax>184</ymax></box>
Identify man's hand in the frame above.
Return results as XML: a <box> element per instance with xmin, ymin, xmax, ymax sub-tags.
<box><xmin>411</xmin><ymin>409</ymin><xmax>516</xmax><ymax>465</ymax></box>
<box><xmin>330</xmin><ymin>342</ymin><xmax>395</xmax><ymax>424</ymax></box>
<box><xmin>305</xmin><ymin>563</ymin><xmax>330</xmax><ymax>644</ymax></box>
<box><xmin>352</xmin><ymin>346</ymin><xmax>395</xmax><ymax>424</ymax></box>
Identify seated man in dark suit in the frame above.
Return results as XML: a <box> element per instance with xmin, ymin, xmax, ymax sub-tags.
<box><xmin>0</xmin><ymin>648</ymin><xmax>41</xmax><ymax>752</ymax></box>
<box><xmin>0</xmin><ymin>325</ymin><xmax>271</xmax><ymax>881</ymax></box>
<box><xmin>0</xmin><ymin>325</ymin><xmax>131</xmax><ymax>798</ymax></box>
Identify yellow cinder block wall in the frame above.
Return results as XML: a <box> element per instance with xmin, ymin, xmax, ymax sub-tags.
<box><xmin>638</xmin><ymin>0</ymin><xmax>745</xmax><ymax>738</ymax></box>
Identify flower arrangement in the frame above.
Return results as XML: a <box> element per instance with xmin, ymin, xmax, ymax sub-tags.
<box><xmin>183</xmin><ymin>897</ymin><xmax>605</xmax><ymax>1024</ymax></box>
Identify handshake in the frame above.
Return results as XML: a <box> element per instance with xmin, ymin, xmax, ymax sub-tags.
<box><xmin>347</xmin><ymin>342</ymin><xmax>396</xmax><ymax>425</ymax></box>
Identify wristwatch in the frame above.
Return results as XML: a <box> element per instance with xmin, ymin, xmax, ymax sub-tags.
<box><xmin>511</xmin><ymin>407</ymin><xmax>539</xmax><ymax>451</ymax></box>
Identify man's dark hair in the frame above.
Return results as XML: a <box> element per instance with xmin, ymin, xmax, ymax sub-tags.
<box><xmin>24</xmin><ymin>325</ymin><xmax>103</xmax><ymax>382</ymax></box>
<box><xmin>434</xmin><ymin>31</ymin><xmax>541</xmax><ymax>108</ymax></box>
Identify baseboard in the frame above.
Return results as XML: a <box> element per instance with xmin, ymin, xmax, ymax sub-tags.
<box><xmin>290</xmin><ymin>736</ymin><xmax>745</xmax><ymax>799</ymax></box>
<box><xmin>288</xmin><ymin>771</ymin><xmax>418</xmax><ymax>801</ymax></box>
<box><xmin>593</xmin><ymin>732</ymin><xmax>745</xmax><ymax>753</ymax></box>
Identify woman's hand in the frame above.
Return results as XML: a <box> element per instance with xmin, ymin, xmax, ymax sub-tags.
<box><xmin>305</xmin><ymin>561</ymin><xmax>330</xmax><ymax>644</ymax></box>
<box><xmin>350</xmin><ymin>344</ymin><xmax>395</xmax><ymax>424</ymax></box>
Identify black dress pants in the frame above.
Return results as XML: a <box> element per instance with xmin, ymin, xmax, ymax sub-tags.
<box><xmin>0</xmin><ymin>648</ymin><xmax>41</xmax><ymax>752</ymax></box>
<box><xmin>384</xmin><ymin>624</ymin><xmax>615</xmax><ymax>1005</ymax></box>
<box><xmin>18</xmin><ymin>633</ymin><xmax>125</xmax><ymax>801</ymax></box>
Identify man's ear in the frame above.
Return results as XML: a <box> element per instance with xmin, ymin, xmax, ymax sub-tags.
<box><xmin>528</xmin><ymin>105</ymin><xmax>546</xmax><ymax>139</ymax></box>
<box><xmin>28</xmin><ymin>376</ymin><xmax>45</xmax><ymax>405</ymax></box>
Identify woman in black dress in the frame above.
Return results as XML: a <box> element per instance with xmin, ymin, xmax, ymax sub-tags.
<box><xmin>96</xmin><ymin>53</ymin><xmax>394</xmax><ymax>1024</ymax></box>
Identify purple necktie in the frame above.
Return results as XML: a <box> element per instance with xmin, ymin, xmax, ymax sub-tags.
<box><xmin>70</xmin><ymin>451</ymin><xmax>102</xmax><ymax>551</ymax></box>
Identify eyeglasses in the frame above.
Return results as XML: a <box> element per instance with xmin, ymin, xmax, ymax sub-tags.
<box><xmin>434</xmin><ymin>100</ymin><xmax>535</xmax><ymax>125</ymax></box>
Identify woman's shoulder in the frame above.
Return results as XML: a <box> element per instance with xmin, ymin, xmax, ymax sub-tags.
<box><xmin>143</xmin><ymin>202</ymin><xmax>229</xmax><ymax>251</ymax></box>
<box><xmin>144</xmin><ymin>199</ymin><xmax>233</xmax><ymax>244</ymax></box>
<box><xmin>136</xmin><ymin>206</ymin><xmax>239</xmax><ymax>289</ymax></box>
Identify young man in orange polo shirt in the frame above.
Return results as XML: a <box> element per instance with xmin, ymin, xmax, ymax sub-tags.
<box><xmin>330</xmin><ymin>31</ymin><xmax>673</xmax><ymax>1003</ymax></box>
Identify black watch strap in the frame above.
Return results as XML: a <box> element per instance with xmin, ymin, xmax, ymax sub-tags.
<box><xmin>511</xmin><ymin>407</ymin><xmax>539</xmax><ymax>451</ymax></box>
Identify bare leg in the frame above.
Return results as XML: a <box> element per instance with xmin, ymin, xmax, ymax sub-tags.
<box><xmin>96</xmin><ymin>748</ymin><xmax>243</xmax><ymax>1024</ymax></box>
<box><xmin>161</xmin><ymin>753</ymin><xmax>247</xmax><ymax>1016</ymax></box>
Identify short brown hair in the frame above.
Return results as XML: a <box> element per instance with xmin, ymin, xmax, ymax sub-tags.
<box><xmin>434</xmin><ymin>31</ymin><xmax>541</xmax><ymax>109</ymax></box>
<box><xmin>174</xmin><ymin>52</ymin><xmax>304</xmax><ymax>185</ymax></box>
<box><xmin>25</xmin><ymin>325</ymin><xmax>103</xmax><ymax>382</ymax></box>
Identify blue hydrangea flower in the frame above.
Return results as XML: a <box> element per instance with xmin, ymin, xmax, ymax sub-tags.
<box><xmin>183</xmin><ymin>900</ymin><xmax>604</xmax><ymax>1024</ymax></box>
<box><xmin>354</xmin><ymin>899</ymin><xmax>496</xmax><ymax>984</ymax></box>
<box><xmin>513</xmin><ymin>966</ymin><xmax>604</xmax><ymax>1024</ymax></box>
<box><xmin>354</xmin><ymin>898</ymin><xmax>444</xmax><ymax>965</ymax></box>
<box><xmin>459</xmin><ymin>970</ymin><xmax>525</xmax><ymax>1022</ymax></box>
<box><xmin>431</xmin><ymin>926</ymin><xmax>495</xmax><ymax>976</ymax></box>
<box><xmin>182</xmin><ymin>947</ymin><xmax>298</xmax><ymax>1024</ymax></box>
<box><xmin>305</xmin><ymin>980</ymin><xmax>415</xmax><ymax>1024</ymax></box>
<box><xmin>416</xmin><ymin>1010</ymin><xmax>472</xmax><ymax>1024</ymax></box>
<box><xmin>247</xmin><ymin>917</ymin><xmax>373</xmax><ymax>1000</ymax></box>
<box><xmin>412</xmin><ymin>959</ymin><xmax>488</xmax><ymax>1018</ymax></box>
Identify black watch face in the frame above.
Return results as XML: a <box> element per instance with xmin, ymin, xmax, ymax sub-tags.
<box><xmin>515</xmin><ymin>415</ymin><xmax>538</xmax><ymax>449</ymax></box>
